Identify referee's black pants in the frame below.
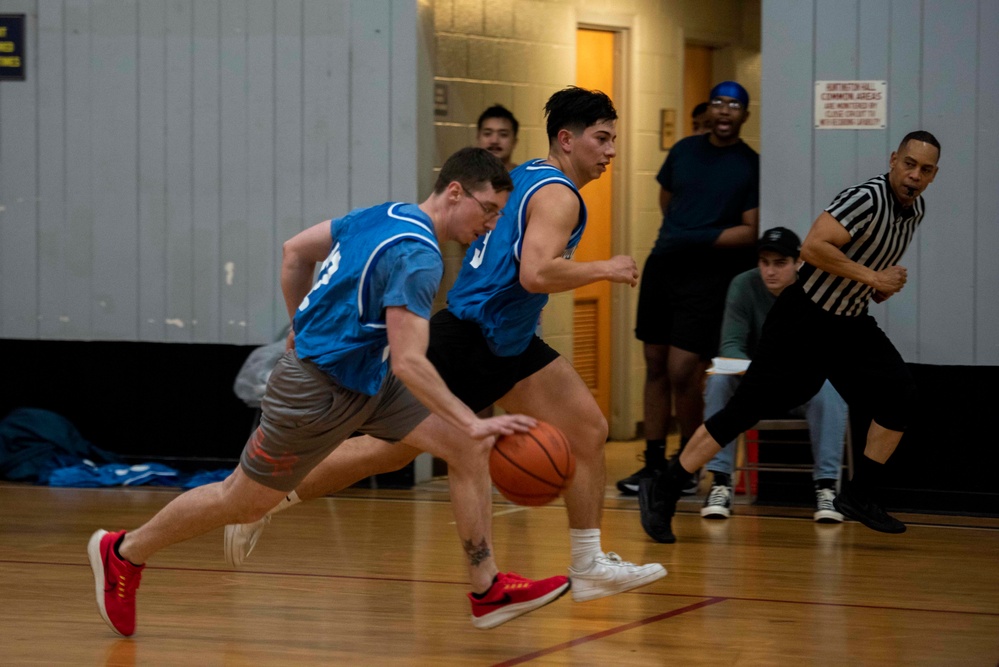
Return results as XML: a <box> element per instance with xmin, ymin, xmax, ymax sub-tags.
<box><xmin>704</xmin><ymin>283</ymin><xmax>916</xmax><ymax>447</ymax></box>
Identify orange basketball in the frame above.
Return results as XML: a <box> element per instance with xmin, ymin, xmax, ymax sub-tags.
<box><xmin>489</xmin><ymin>421</ymin><xmax>576</xmax><ymax>506</ymax></box>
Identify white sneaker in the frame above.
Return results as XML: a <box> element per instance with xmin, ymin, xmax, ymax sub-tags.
<box><xmin>814</xmin><ymin>487</ymin><xmax>844</xmax><ymax>523</ymax></box>
<box><xmin>224</xmin><ymin>514</ymin><xmax>271</xmax><ymax>568</ymax></box>
<box><xmin>701</xmin><ymin>483</ymin><xmax>733</xmax><ymax>519</ymax></box>
<box><xmin>568</xmin><ymin>552</ymin><xmax>666</xmax><ymax>602</ymax></box>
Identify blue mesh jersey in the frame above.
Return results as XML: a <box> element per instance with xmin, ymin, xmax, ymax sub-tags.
<box><xmin>293</xmin><ymin>202</ymin><xmax>442</xmax><ymax>395</ymax></box>
<box><xmin>447</xmin><ymin>159</ymin><xmax>586</xmax><ymax>356</ymax></box>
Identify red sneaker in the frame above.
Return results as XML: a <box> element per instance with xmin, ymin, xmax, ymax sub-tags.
<box><xmin>87</xmin><ymin>530</ymin><xmax>144</xmax><ymax>636</ymax></box>
<box><xmin>468</xmin><ymin>572</ymin><xmax>570</xmax><ymax>629</ymax></box>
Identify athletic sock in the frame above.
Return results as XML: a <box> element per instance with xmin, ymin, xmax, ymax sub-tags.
<box><xmin>470</xmin><ymin>574</ymin><xmax>500</xmax><ymax>599</ymax></box>
<box><xmin>113</xmin><ymin>533</ymin><xmax>143</xmax><ymax>568</ymax></box>
<box><xmin>644</xmin><ymin>439</ymin><xmax>666</xmax><ymax>469</ymax></box>
<box><xmin>852</xmin><ymin>455</ymin><xmax>887</xmax><ymax>495</ymax></box>
<box><xmin>267</xmin><ymin>490</ymin><xmax>302</xmax><ymax>517</ymax></box>
<box><xmin>666</xmin><ymin>455</ymin><xmax>695</xmax><ymax>493</ymax></box>
<box><xmin>569</xmin><ymin>528</ymin><xmax>602</xmax><ymax>570</ymax></box>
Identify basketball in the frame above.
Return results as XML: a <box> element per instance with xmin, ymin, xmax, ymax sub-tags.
<box><xmin>489</xmin><ymin>421</ymin><xmax>575</xmax><ymax>506</ymax></box>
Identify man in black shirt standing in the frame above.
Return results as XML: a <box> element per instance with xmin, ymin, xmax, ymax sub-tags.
<box><xmin>619</xmin><ymin>81</ymin><xmax>759</xmax><ymax>496</ymax></box>
<box><xmin>639</xmin><ymin>131</ymin><xmax>941</xmax><ymax>542</ymax></box>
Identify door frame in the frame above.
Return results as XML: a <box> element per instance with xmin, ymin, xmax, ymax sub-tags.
<box><xmin>576</xmin><ymin>11</ymin><xmax>633</xmax><ymax>439</ymax></box>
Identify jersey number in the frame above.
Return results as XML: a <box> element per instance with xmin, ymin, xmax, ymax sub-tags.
<box><xmin>470</xmin><ymin>230</ymin><xmax>492</xmax><ymax>268</ymax></box>
<box><xmin>298</xmin><ymin>243</ymin><xmax>341</xmax><ymax>311</ymax></box>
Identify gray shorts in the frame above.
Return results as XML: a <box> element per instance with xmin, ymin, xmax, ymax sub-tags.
<box><xmin>239</xmin><ymin>351</ymin><xmax>430</xmax><ymax>492</ymax></box>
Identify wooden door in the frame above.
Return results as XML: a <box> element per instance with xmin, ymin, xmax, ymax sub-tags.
<box><xmin>684</xmin><ymin>44</ymin><xmax>714</xmax><ymax>136</ymax></box>
<box><xmin>574</xmin><ymin>28</ymin><xmax>615</xmax><ymax>420</ymax></box>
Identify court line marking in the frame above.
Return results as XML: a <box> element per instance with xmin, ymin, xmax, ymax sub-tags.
<box><xmin>490</xmin><ymin>597</ymin><xmax>727</xmax><ymax>667</ymax></box>
<box><xmin>6</xmin><ymin>558</ymin><xmax>999</xmax><ymax>618</ymax></box>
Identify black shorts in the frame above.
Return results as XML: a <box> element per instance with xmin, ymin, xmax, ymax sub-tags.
<box><xmin>635</xmin><ymin>251</ymin><xmax>744</xmax><ymax>358</ymax></box>
<box><xmin>705</xmin><ymin>283</ymin><xmax>916</xmax><ymax>445</ymax></box>
<box><xmin>427</xmin><ymin>309</ymin><xmax>560</xmax><ymax>412</ymax></box>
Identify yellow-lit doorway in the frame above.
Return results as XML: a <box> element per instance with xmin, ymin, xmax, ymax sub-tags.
<box><xmin>574</xmin><ymin>28</ymin><xmax>615</xmax><ymax>421</ymax></box>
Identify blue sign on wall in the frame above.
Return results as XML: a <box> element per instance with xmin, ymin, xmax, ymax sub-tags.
<box><xmin>0</xmin><ymin>14</ymin><xmax>25</xmax><ymax>81</ymax></box>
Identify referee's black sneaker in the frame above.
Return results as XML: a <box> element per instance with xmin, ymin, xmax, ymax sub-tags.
<box><xmin>616</xmin><ymin>464</ymin><xmax>660</xmax><ymax>495</ymax></box>
<box><xmin>638</xmin><ymin>472</ymin><xmax>678</xmax><ymax>544</ymax></box>
<box><xmin>833</xmin><ymin>485</ymin><xmax>906</xmax><ymax>534</ymax></box>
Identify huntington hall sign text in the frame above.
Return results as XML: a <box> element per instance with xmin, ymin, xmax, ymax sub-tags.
<box><xmin>814</xmin><ymin>80</ymin><xmax>886</xmax><ymax>130</ymax></box>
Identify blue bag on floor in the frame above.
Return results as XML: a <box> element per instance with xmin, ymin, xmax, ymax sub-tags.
<box><xmin>0</xmin><ymin>408</ymin><xmax>120</xmax><ymax>484</ymax></box>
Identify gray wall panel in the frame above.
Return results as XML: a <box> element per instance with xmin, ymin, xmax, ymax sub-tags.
<box><xmin>219</xmin><ymin>0</ymin><xmax>249</xmax><ymax>345</ymax></box>
<box><xmin>919</xmin><ymin>0</ymin><xmax>977</xmax><ymax>364</ymax></box>
<box><xmin>273</xmin><ymin>0</ymin><xmax>303</xmax><ymax>329</ymax></box>
<box><xmin>164</xmin><ymin>0</ymin><xmax>194</xmax><ymax>343</ymax></box>
<box><xmin>0</xmin><ymin>0</ymin><xmax>37</xmax><ymax>339</ymax></box>
<box><xmin>302</xmin><ymin>0</ymin><xmax>348</xmax><ymax>225</ymax></box>
<box><xmin>90</xmin><ymin>0</ymin><xmax>139</xmax><ymax>341</ymax></box>
<box><xmin>0</xmin><ymin>0</ymin><xmax>432</xmax><ymax>345</ymax></box>
<box><xmin>881</xmin><ymin>0</ymin><xmax>923</xmax><ymax>359</ymax></box>
<box><xmin>760</xmin><ymin>0</ymin><xmax>814</xmax><ymax>240</ymax></box>
<box><xmin>245</xmin><ymin>0</ymin><xmax>276</xmax><ymax>342</ymax></box>
<box><xmin>813</xmin><ymin>0</ymin><xmax>859</xmax><ymax>215</ymax></box>
<box><xmin>137</xmin><ymin>0</ymin><xmax>167</xmax><ymax>342</ymax></box>
<box><xmin>63</xmin><ymin>0</ymin><xmax>96</xmax><ymax>339</ymax></box>
<box><xmin>350</xmin><ymin>0</ymin><xmax>390</xmax><ymax>208</ymax></box>
<box><xmin>390</xmin><ymin>0</ymin><xmax>417</xmax><ymax>201</ymax></box>
<box><xmin>191</xmin><ymin>0</ymin><xmax>221</xmax><ymax>342</ymax></box>
<box><xmin>976</xmin><ymin>0</ymin><xmax>999</xmax><ymax>364</ymax></box>
<box><xmin>37</xmin><ymin>0</ymin><xmax>69</xmax><ymax>339</ymax></box>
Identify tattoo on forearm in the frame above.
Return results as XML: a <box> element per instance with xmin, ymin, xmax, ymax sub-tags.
<box><xmin>463</xmin><ymin>537</ymin><xmax>491</xmax><ymax>567</ymax></box>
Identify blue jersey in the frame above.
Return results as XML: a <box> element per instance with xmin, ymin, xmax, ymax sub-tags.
<box><xmin>447</xmin><ymin>159</ymin><xmax>586</xmax><ymax>356</ymax></box>
<box><xmin>293</xmin><ymin>202</ymin><xmax>442</xmax><ymax>395</ymax></box>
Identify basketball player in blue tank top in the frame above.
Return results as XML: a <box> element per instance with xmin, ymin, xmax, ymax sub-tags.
<box><xmin>228</xmin><ymin>88</ymin><xmax>667</xmax><ymax>606</ymax></box>
<box><xmin>87</xmin><ymin>148</ymin><xmax>574</xmax><ymax>637</ymax></box>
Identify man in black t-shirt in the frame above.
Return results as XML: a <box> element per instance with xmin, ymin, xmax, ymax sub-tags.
<box><xmin>619</xmin><ymin>81</ymin><xmax>759</xmax><ymax>496</ymax></box>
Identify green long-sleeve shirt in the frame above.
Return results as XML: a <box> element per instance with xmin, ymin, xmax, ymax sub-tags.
<box><xmin>717</xmin><ymin>267</ymin><xmax>778</xmax><ymax>360</ymax></box>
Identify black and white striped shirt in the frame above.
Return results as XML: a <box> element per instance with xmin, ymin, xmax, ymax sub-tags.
<box><xmin>799</xmin><ymin>173</ymin><xmax>924</xmax><ymax>316</ymax></box>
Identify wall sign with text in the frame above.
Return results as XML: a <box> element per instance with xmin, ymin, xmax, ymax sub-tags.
<box><xmin>0</xmin><ymin>14</ymin><xmax>25</xmax><ymax>80</ymax></box>
<box><xmin>814</xmin><ymin>80</ymin><xmax>886</xmax><ymax>130</ymax></box>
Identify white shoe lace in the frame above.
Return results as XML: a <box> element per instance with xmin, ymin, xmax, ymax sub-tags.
<box><xmin>706</xmin><ymin>484</ymin><xmax>731</xmax><ymax>507</ymax></box>
<box><xmin>816</xmin><ymin>487</ymin><xmax>837</xmax><ymax>511</ymax></box>
<box><xmin>598</xmin><ymin>552</ymin><xmax>634</xmax><ymax>567</ymax></box>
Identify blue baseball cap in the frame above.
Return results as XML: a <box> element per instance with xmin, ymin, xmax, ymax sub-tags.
<box><xmin>710</xmin><ymin>81</ymin><xmax>749</xmax><ymax>108</ymax></box>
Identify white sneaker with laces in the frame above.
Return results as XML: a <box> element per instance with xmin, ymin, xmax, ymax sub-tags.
<box><xmin>224</xmin><ymin>514</ymin><xmax>271</xmax><ymax>568</ymax></box>
<box><xmin>701</xmin><ymin>483</ymin><xmax>733</xmax><ymax>519</ymax></box>
<box><xmin>814</xmin><ymin>487</ymin><xmax>844</xmax><ymax>523</ymax></box>
<box><xmin>568</xmin><ymin>552</ymin><xmax>666</xmax><ymax>602</ymax></box>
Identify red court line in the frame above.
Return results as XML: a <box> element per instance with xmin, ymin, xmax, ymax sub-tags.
<box><xmin>7</xmin><ymin>558</ymin><xmax>999</xmax><ymax>619</ymax></box>
<box><xmin>490</xmin><ymin>597</ymin><xmax>727</xmax><ymax>667</ymax></box>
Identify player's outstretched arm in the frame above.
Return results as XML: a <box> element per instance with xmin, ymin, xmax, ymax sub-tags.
<box><xmin>518</xmin><ymin>185</ymin><xmax>638</xmax><ymax>294</ymax></box>
<box><xmin>801</xmin><ymin>212</ymin><xmax>907</xmax><ymax>296</ymax></box>
<box><xmin>385</xmin><ymin>306</ymin><xmax>536</xmax><ymax>440</ymax></box>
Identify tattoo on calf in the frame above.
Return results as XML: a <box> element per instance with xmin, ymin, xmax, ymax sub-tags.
<box><xmin>463</xmin><ymin>537</ymin><xmax>491</xmax><ymax>567</ymax></box>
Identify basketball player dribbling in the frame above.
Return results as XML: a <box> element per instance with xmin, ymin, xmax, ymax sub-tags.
<box><xmin>226</xmin><ymin>86</ymin><xmax>666</xmax><ymax>602</ymax></box>
<box><xmin>87</xmin><ymin>147</ymin><xmax>572</xmax><ymax>637</ymax></box>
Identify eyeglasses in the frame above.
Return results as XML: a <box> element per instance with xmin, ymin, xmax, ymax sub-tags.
<box><xmin>461</xmin><ymin>185</ymin><xmax>502</xmax><ymax>219</ymax></box>
<box><xmin>710</xmin><ymin>98</ymin><xmax>745</xmax><ymax>111</ymax></box>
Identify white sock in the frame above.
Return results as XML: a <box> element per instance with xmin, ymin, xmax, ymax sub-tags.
<box><xmin>267</xmin><ymin>490</ymin><xmax>301</xmax><ymax>517</ymax></box>
<box><xmin>569</xmin><ymin>528</ymin><xmax>602</xmax><ymax>571</ymax></box>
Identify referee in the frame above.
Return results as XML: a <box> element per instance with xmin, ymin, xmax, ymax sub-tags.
<box><xmin>639</xmin><ymin>131</ymin><xmax>941</xmax><ymax>542</ymax></box>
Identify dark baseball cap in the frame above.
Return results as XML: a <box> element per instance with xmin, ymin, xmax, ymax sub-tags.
<box><xmin>757</xmin><ymin>227</ymin><xmax>801</xmax><ymax>258</ymax></box>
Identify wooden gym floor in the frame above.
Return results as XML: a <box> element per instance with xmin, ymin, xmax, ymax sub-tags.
<box><xmin>1</xmin><ymin>439</ymin><xmax>997</xmax><ymax>666</ymax></box>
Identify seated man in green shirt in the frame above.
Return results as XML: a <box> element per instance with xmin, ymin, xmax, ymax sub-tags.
<box><xmin>701</xmin><ymin>227</ymin><xmax>848</xmax><ymax>522</ymax></box>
